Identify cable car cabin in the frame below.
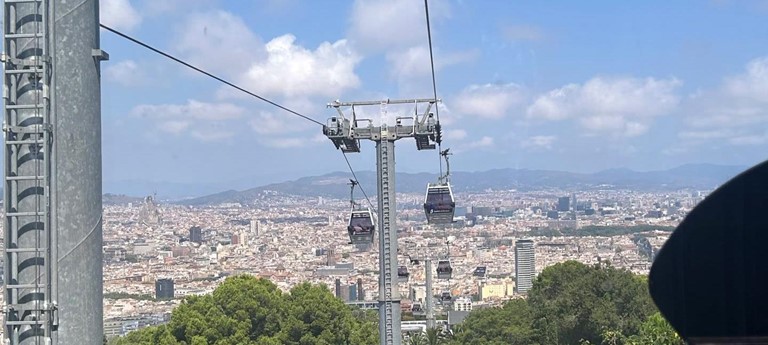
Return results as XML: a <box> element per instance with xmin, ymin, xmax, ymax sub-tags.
<box><xmin>473</xmin><ymin>266</ymin><xmax>487</xmax><ymax>278</ymax></box>
<box><xmin>436</xmin><ymin>260</ymin><xmax>453</xmax><ymax>279</ymax></box>
<box><xmin>411</xmin><ymin>303</ymin><xmax>424</xmax><ymax>314</ymax></box>
<box><xmin>440</xmin><ymin>291</ymin><xmax>452</xmax><ymax>303</ymax></box>
<box><xmin>398</xmin><ymin>266</ymin><xmax>409</xmax><ymax>282</ymax></box>
<box><xmin>347</xmin><ymin>209</ymin><xmax>375</xmax><ymax>244</ymax></box>
<box><xmin>423</xmin><ymin>183</ymin><xmax>455</xmax><ymax>224</ymax></box>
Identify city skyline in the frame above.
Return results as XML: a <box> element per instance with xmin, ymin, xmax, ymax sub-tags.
<box><xmin>98</xmin><ymin>0</ymin><xmax>768</xmax><ymax>187</ymax></box>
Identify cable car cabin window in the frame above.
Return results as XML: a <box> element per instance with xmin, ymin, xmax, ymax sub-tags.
<box><xmin>437</xmin><ymin>261</ymin><xmax>452</xmax><ymax>272</ymax></box>
<box><xmin>411</xmin><ymin>303</ymin><xmax>423</xmax><ymax>313</ymax></box>
<box><xmin>424</xmin><ymin>184</ymin><xmax>456</xmax><ymax>224</ymax></box>
<box><xmin>436</xmin><ymin>260</ymin><xmax>453</xmax><ymax>279</ymax></box>
<box><xmin>348</xmin><ymin>211</ymin><xmax>374</xmax><ymax>243</ymax></box>
<box><xmin>398</xmin><ymin>266</ymin><xmax>409</xmax><ymax>277</ymax></box>
<box><xmin>424</xmin><ymin>186</ymin><xmax>454</xmax><ymax>214</ymax></box>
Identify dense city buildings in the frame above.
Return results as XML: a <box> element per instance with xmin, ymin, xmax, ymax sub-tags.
<box><xmin>0</xmin><ymin>186</ymin><xmax>705</xmax><ymax>339</ymax></box>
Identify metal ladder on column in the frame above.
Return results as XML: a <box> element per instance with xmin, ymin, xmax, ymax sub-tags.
<box><xmin>2</xmin><ymin>0</ymin><xmax>55</xmax><ymax>343</ymax></box>
<box><xmin>379</xmin><ymin>134</ymin><xmax>394</xmax><ymax>345</ymax></box>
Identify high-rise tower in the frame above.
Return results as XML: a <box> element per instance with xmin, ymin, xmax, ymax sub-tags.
<box><xmin>515</xmin><ymin>239</ymin><xmax>535</xmax><ymax>294</ymax></box>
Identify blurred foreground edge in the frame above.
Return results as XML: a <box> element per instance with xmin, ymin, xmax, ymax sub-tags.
<box><xmin>650</xmin><ymin>160</ymin><xmax>768</xmax><ymax>344</ymax></box>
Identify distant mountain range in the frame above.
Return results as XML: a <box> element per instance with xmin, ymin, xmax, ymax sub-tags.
<box><xmin>174</xmin><ymin>163</ymin><xmax>747</xmax><ymax>206</ymax></box>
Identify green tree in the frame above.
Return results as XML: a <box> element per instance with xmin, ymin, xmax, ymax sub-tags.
<box><xmin>527</xmin><ymin>261</ymin><xmax>656</xmax><ymax>345</ymax></box>
<box><xmin>451</xmin><ymin>299</ymin><xmax>535</xmax><ymax>345</ymax></box>
<box><xmin>349</xmin><ymin>309</ymin><xmax>379</xmax><ymax>345</ymax></box>
<box><xmin>407</xmin><ymin>331</ymin><xmax>426</xmax><ymax>345</ymax></box>
<box><xmin>626</xmin><ymin>312</ymin><xmax>683</xmax><ymax>345</ymax></box>
<box><xmin>169</xmin><ymin>275</ymin><xmax>284</xmax><ymax>343</ymax></box>
<box><xmin>280</xmin><ymin>282</ymin><xmax>357</xmax><ymax>344</ymax></box>
<box><xmin>115</xmin><ymin>275</ymin><xmax>379</xmax><ymax>344</ymax></box>
<box><xmin>424</xmin><ymin>327</ymin><xmax>448</xmax><ymax>345</ymax></box>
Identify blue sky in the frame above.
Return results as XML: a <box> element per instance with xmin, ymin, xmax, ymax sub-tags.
<box><xmin>99</xmin><ymin>0</ymin><xmax>768</xmax><ymax>189</ymax></box>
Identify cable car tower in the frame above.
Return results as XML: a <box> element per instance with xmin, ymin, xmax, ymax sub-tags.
<box><xmin>402</xmin><ymin>240</ymin><xmax>437</xmax><ymax>330</ymax></box>
<box><xmin>3</xmin><ymin>0</ymin><xmax>106</xmax><ymax>343</ymax></box>
<box><xmin>2</xmin><ymin>0</ymin><xmax>56</xmax><ymax>342</ymax></box>
<box><xmin>324</xmin><ymin>98</ymin><xmax>440</xmax><ymax>345</ymax></box>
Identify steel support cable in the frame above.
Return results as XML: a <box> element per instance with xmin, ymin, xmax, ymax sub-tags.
<box><xmin>101</xmin><ymin>24</ymin><xmax>375</xmax><ymax>212</ymax></box>
<box><xmin>423</xmin><ymin>0</ymin><xmax>440</xmax><ymax>125</ymax></box>
<box><xmin>342</xmin><ymin>151</ymin><xmax>375</xmax><ymax>211</ymax></box>
<box><xmin>99</xmin><ymin>24</ymin><xmax>324</xmax><ymax>127</ymax></box>
<box><xmin>423</xmin><ymin>0</ymin><xmax>444</xmax><ymax>178</ymax></box>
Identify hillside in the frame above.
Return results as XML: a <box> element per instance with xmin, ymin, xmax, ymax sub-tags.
<box><xmin>176</xmin><ymin>163</ymin><xmax>745</xmax><ymax>205</ymax></box>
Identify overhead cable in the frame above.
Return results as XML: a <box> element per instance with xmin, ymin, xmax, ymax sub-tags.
<box><xmin>342</xmin><ymin>151</ymin><xmax>375</xmax><ymax>211</ymax></box>
<box><xmin>102</xmin><ymin>24</ymin><xmax>376</xmax><ymax>203</ymax></box>
<box><xmin>100</xmin><ymin>24</ymin><xmax>324</xmax><ymax>126</ymax></box>
<box><xmin>423</xmin><ymin>0</ymin><xmax>441</xmax><ymax>127</ymax></box>
<box><xmin>423</xmin><ymin>0</ymin><xmax>445</xmax><ymax>178</ymax></box>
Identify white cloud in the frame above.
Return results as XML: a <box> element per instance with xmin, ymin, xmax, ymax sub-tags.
<box><xmin>521</xmin><ymin>135</ymin><xmax>556</xmax><ymax>150</ymax></box>
<box><xmin>100</xmin><ymin>0</ymin><xmax>141</xmax><ymax>31</ymax></box>
<box><xmin>386</xmin><ymin>45</ymin><xmax>477</xmax><ymax>78</ymax></box>
<box><xmin>662</xmin><ymin>146</ymin><xmax>690</xmax><ymax>156</ymax></box>
<box><xmin>259</xmin><ymin>137</ymin><xmax>306</xmax><ymax>149</ymax></box>
<box><xmin>432</xmin><ymin>103</ymin><xmax>456</xmax><ymax>125</ymax></box>
<box><xmin>623</xmin><ymin>122</ymin><xmax>648</xmax><ymax>137</ymax></box>
<box><xmin>190</xmin><ymin>130</ymin><xmax>234</xmax><ymax>142</ymax></box>
<box><xmin>387</xmin><ymin>46</ymin><xmax>434</xmax><ymax>78</ymax></box>
<box><xmin>385</xmin><ymin>46</ymin><xmax>477</xmax><ymax>95</ymax></box>
<box><xmin>680</xmin><ymin>57</ymin><xmax>768</xmax><ymax>147</ymax></box>
<box><xmin>729</xmin><ymin>134</ymin><xmax>767</xmax><ymax>146</ymax></box>
<box><xmin>257</xmin><ymin>134</ymin><xmax>333</xmax><ymax>149</ymax></box>
<box><xmin>503</xmin><ymin>25</ymin><xmax>545</xmax><ymax>43</ymax></box>
<box><xmin>104</xmin><ymin>60</ymin><xmax>145</xmax><ymax>86</ymax></box>
<box><xmin>453</xmin><ymin>83</ymin><xmax>527</xmax><ymax>119</ymax></box>
<box><xmin>444</xmin><ymin>129</ymin><xmax>467</xmax><ymax>140</ymax></box>
<box><xmin>143</xmin><ymin>0</ymin><xmax>212</xmax><ymax>16</ymax></box>
<box><xmin>175</xmin><ymin>11</ymin><xmax>265</xmax><ymax>78</ymax></box>
<box><xmin>240</xmin><ymin>34</ymin><xmax>361</xmax><ymax>98</ymax></box>
<box><xmin>249</xmin><ymin>111</ymin><xmax>313</xmax><ymax>135</ymax></box>
<box><xmin>131</xmin><ymin>99</ymin><xmax>245</xmax><ymax>142</ymax></box>
<box><xmin>527</xmin><ymin>76</ymin><xmax>682</xmax><ymax>137</ymax></box>
<box><xmin>158</xmin><ymin>120</ymin><xmax>190</xmax><ymax>134</ymax></box>
<box><xmin>348</xmin><ymin>0</ymin><xmax>450</xmax><ymax>53</ymax></box>
<box><xmin>131</xmin><ymin>99</ymin><xmax>245</xmax><ymax>121</ymax></box>
<box><xmin>724</xmin><ymin>57</ymin><xmax>768</xmax><ymax>101</ymax></box>
<box><xmin>176</xmin><ymin>11</ymin><xmax>361</xmax><ymax>100</ymax></box>
<box><xmin>679</xmin><ymin>130</ymin><xmax>734</xmax><ymax>140</ymax></box>
<box><xmin>348</xmin><ymin>0</ymin><xmax>468</xmax><ymax>95</ymax></box>
<box><xmin>311</xmin><ymin>134</ymin><xmax>328</xmax><ymax>143</ymax></box>
<box><xmin>688</xmin><ymin>57</ymin><xmax>768</xmax><ymax>129</ymax></box>
<box><xmin>467</xmin><ymin>136</ymin><xmax>494</xmax><ymax>148</ymax></box>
